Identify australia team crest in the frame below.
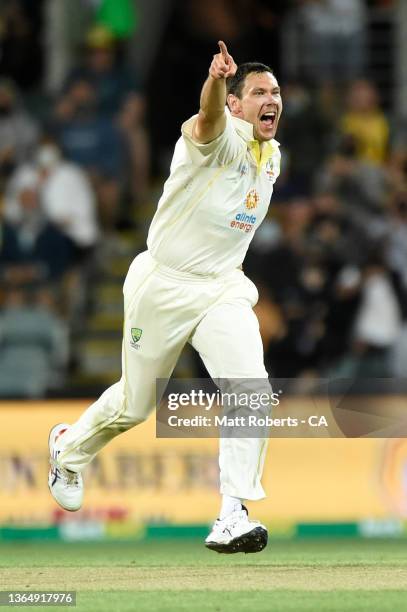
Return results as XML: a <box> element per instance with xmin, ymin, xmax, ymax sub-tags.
<box><xmin>130</xmin><ymin>327</ymin><xmax>143</xmax><ymax>349</ymax></box>
<box><xmin>244</xmin><ymin>188</ymin><xmax>259</xmax><ymax>210</ymax></box>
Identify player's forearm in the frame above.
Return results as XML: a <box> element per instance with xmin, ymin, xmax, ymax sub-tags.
<box><xmin>193</xmin><ymin>77</ymin><xmax>226</xmax><ymax>142</ymax></box>
<box><xmin>199</xmin><ymin>75</ymin><xmax>227</xmax><ymax>123</ymax></box>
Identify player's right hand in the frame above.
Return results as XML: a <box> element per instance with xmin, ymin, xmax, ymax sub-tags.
<box><xmin>209</xmin><ymin>41</ymin><xmax>237</xmax><ymax>80</ymax></box>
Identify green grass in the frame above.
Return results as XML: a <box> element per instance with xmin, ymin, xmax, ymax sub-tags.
<box><xmin>0</xmin><ymin>539</ymin><xmax>406</xmax><ymax>611</ymax></box>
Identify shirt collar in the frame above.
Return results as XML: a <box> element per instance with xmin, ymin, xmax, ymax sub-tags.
<box><xmin>227</xmin><ymin>107</ymin><xmax>280</xmax><ymax>148</ymax></box>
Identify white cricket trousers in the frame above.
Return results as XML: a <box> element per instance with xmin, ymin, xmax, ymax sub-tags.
<box><xmin>55</xmin><ymin>251</ymin><xmax>271</xmax><ymax>500</ymax></box>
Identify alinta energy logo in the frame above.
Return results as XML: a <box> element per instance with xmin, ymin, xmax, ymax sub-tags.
<box><xmin>230</xmin><ymin>189</ymin><xmax>259</xmax><ymax>234</ymax></box>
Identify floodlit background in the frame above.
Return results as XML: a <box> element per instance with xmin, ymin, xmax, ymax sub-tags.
<box><xmin>0</xmin><ymin>0</ymin><xmax>406</xmax><ymax>538</ymax></box>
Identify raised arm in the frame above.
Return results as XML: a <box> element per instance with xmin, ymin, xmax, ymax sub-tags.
<box><xmin>192</xmin><ymin>41</ymin><xmax>237</xmax><ymax>144</ymax></box>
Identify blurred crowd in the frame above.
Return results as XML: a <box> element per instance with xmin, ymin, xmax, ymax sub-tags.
<box><xmin>0</xmin><ymin>0</ymin><xmax>405</xmax><ymax>397</ymax></box>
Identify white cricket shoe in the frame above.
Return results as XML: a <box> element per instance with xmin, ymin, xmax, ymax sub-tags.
<box><xmin>48</xmin><ymin>423</ymin><xmax>83</xmax><ymax>512</ymax></box>
<box><xmin>205</xmin><ymin>505</ymin><xmax>268</xmax><ymax>554</ymax></box>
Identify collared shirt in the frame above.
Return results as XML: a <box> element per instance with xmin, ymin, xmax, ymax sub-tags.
<box><xmin>147</xmin><ymin>108</ymin><xmax>281</xmax><ymax>276</ymax></box>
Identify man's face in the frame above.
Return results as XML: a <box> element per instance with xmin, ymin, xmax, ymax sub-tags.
<box><xmin>228</xmin><ymin>72</ymin><xmax>283</xmax><ymax>142</ymax></box>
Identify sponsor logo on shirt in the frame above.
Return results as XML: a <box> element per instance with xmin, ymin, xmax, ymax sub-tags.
<box><xmin>244</xmin><ymin>188</ymin><xmax>259</xmax><ymax>210</ymax></box>
<box><xmin>230</xmin><ymin>212</ymin><xmax>257</xmax><ymax>234</ymax></box>
<box><xmin>265</xmin><ymin>159</ymin><xmax>275</xmax><ymax>181</ymax></box>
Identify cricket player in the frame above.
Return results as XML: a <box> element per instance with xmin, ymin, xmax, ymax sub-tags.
<box><xmin>48</xmin><ymin>41</ymin><xmax>283</xmax><ymax>554</ymax></box>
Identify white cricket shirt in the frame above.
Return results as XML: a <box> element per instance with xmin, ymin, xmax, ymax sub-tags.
<box><xmin>147</xmin><ymin>108</ymin><xmax>281</xmax><ymax>276</ymax></box>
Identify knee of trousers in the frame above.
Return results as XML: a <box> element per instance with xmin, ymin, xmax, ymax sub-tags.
<box><xmin>113</xmin><ymin>408</ymin><xmax>149</xmax><ymax>432</ymax></box>
<box><xmin>114</xmin><ymin>400</ymin><xmax>149</xmax><ymax>432</ymax></box>
<box><xmin>218</xmin><ymin>377</ymin><xmax>272</xmax><ymax>396</ymax></box>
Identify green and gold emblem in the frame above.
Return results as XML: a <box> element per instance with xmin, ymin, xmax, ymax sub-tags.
<box><xmin>131</xmin><ymin>328</ymin><xmax>143</xmax><ymax>343</ymax></box>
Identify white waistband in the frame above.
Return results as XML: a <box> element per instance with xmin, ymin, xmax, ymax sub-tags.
<box><xmin>146</xmin><ymin>251</ymin><xmax>239</xmax><ymax>283</ymax></box>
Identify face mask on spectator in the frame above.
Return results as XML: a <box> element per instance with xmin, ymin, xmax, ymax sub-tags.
<box><xmin>36</xmin><ymin>145</ymin><xmax>61</xmax><ymax>171</ymax></box>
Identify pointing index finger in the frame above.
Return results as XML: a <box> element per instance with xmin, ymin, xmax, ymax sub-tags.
<box><xmin>218</xmin><ymin>40</ymin><xmax>230</xmax><ymax>63</ymax></box>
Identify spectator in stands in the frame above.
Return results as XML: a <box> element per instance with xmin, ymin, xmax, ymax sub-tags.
<box><xmin>5</xmin><ymin>142</ymin><xmax>99</xmax><ymax>260</ymax></box>
<box><xmin>315</xmin><ymin>135</ymin><xmax>390</xmax><ymax>215</ymax></box>
<box><xmin>320</xmin><ymin>265</ymin><xmax>362</xmax><ymax>370</ymax></box>
<box><xmin>350</xmin><ymin>254</ymin><xmax>402</xmax><ymax>376</ymax></box>
<box><xmin>0</xmin><ymin>79</ymin><xmax>38</xmax><ymax>181</ymax></box>
<box><xmin>299</xmin><ymin>0</ymin><xmax>367</xmax><ymax>83</ymax></box>
<box><xmin>51</xmin><ymin>77</ymin><xmax>124</xmax><ymax>180</ymax></box>
<box><xmin>1</xmin><ymin>166</ymin><xmax>74</xmax><ymax>288</ymax></box>
<box><xmin>306</xmin><ymin>204</ymin><xmax>369</xmax><ymax>269</ymax></box>
<box><xmin>64</xmin><ymin>25</ymin><xmax>149</xmax><ymax>199</ymax></box>
<box><xmin>36</xmin><ymin>141</ymin><xmax>100</xmax><ymax>259</ymax></box>
<box><xmin>340</xmin><ymin>80</ymin><xmax>390</xmax><ymax>165</ymax></box>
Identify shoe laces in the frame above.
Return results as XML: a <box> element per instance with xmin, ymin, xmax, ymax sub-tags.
<box><xmin>213</xmin><ymin>508</ymin><xmax>248</xmax><ymax>533</ymax></box>
<box><xmin>50</xmin><ymin>458</ymin><xmax>80</xmax><ymax>487</ymax></box>
<box><xmin>63</xmin><ymin>468</ymin><xmax>80</xmax><ymax>486</ymax></box>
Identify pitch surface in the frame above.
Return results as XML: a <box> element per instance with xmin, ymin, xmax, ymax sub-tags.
<box><xmin>1</xmin><ymin>539</ymin><xmax>406</xmax><ymax>610</ymax></box>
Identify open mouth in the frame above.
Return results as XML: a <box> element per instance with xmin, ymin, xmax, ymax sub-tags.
<box><xmin>260</xmin><ymin>111</ymin><xmax>276</xmax><ymax>129</ymax></box>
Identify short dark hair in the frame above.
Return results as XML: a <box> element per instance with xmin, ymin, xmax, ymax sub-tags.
<box><xmin>227</xmin><ymin>62</ymin><xmax>274</xmax><ymax>99</ymax></box>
